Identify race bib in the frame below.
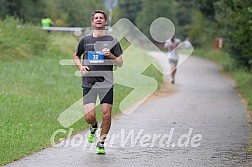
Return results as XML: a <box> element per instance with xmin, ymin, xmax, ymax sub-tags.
<box><xmin>87</xmin><ymin>51</ymin><xmax>104</xmax><ymax>63</ymax></box>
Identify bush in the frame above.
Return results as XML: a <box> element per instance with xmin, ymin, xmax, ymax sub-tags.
<box><xmin>188</xmin><ymin>11</ymin><xmax>217</xmax><ymax>48</ymax></box>
<box><xmin>0</xmin><ymin>17</ymin><xmax>49</xmax><ymax>59</ymax></box>
<box><xmin>215</xmin><ymin>0</ymin><xmax>252</xmax><ymax>70</ymax></box>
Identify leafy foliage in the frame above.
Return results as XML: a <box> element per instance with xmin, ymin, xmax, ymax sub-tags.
<box><xmin>0</xmin><ymin>0</ymin><xmax>45</xmax><ymax>23</ymax></box>
<box><xmin>0</xmin><ymin>17</ymin><xmax>49</xmax><ymax>59</ymax></box>
<box><xmin>135</xmin><ymin>0</ymin><xmax>177</xmax><ymax>39</ymax></box>
<box><xmin>215</xmin><ymin>0</ymin><xmax>252</xmax><ymax>69</ymax></box>
<box><xmin>194</xmin><ymin>0</ymin><xmax>219</xmax><ymax>21</ymax></box>
<box><xmin>0</xmin><ymin>0</ymin><xmax>104</xmax><ymax>27</ymax></box>
<box><xmin>117</xmin><ymin>0</ymin><xmax>142</xmax><ymax>25</ymax></box>
<box><xmin>187</xmin><ymin>11</ymin><xmax>217</xmax><ymax>47</ymax></box>
<box><xmin>175</xmin><ymin>0</ymin><xmax>194</xmax><ymax>38</ymax></box>
<box><xmin>56</xmin><ymin>0</ymin><xmax>104</xmax><ymax>27</ymax></box>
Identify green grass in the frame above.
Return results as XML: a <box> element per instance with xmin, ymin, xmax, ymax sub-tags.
<box><xmin>0</xmin><ymin>31</ymin><xmax>163</xmax><ymax>165</ymax></box>
<box><xmin>232</xmin><ymin>71</ymin><xmax>252</xmax><ymax>111</ymax></box>
<box><xmin>0</xmin><ymin>36</ymin><xmax>81</xmax><ymax>164</ymax></box>
<box><xmin>193</xmin><ymin>48</ymin><xmax>235</xmax><ymax>71</ymax></box>
<box><xmin>193</xmin><ymin>48</ymin><xmax>252</xmax><ymax>151</ymax></box>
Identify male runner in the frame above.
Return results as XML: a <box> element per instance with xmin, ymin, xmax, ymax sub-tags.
<box><xmin>73</xmin><ymin>10</ymin><xmax>123</xmax><ymax>154</ymax></box>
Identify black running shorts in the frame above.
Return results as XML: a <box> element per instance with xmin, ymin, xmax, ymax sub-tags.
<box><xmin>83</xmin><ymin>87</ymin><xmax>113</xmax><ymax>105</ymax></box>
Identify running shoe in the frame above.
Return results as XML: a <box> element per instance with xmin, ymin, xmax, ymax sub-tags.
<box><xmin>87</xmin><ymin>126</ymin><xmax>97</xmax><ymax>143</ymax></box>
<box><xmin>96</xmin><ymin>142</ymin><xmax>105</xmax><ymax>154</ymax></box>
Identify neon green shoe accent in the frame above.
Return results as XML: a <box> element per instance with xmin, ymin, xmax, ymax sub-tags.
<box><xmin>87</xmin><ymin>126</ymin><xmax>97</xmax><ymax>143</ymax></box>
<box><xmin>87</xmin><ymin>132</ymin><xmax>96</xmax><ymax>143</ymax></box>
<box><xmin>96</xmin><ymin>142</ymin><xmax>105</xmax><ymax>154</ymax></box>
<box><xmin>96</xmin><ymin>147</ymin><xmax>105</xmax><ymax>154</ymax></box>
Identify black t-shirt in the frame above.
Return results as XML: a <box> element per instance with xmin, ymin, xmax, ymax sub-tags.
<box><xmin>75</xmin><ymin>34</ymin><xmax>123</xmax><ymax>88</ymax></box>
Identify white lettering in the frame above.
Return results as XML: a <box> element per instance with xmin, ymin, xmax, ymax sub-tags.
<box><xmin>177</xmin><ymin>128</ymin><xmax>193</xmax><ymax>147</ymax></box>
<box><xmin>139</xmin><ymin>134</ymin><xmax>152</xmax><ymax>147</ymax></box>
<box><xmin>190</xmin><ymin>134</ymin><xmax>202</xmax><ymax>147</ymax></box>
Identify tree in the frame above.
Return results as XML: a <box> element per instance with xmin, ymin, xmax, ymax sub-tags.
<box><xmin>175</xmin><ymin>0</ymin><xmax>194</xmax><ymax>39</ymax></box>
<box><xmin>182</xmin><ymin>0</ymin><xmax>221</xmax><ymax>47</ymax></box>
<box><xmin>117</xmin><ymin>0</ymin><xmax>142</xmax><ymax>25</ymax></box>
<box><xmin>0</xmin><ymin>0</ymin><xmax>45</xmax><ymax>23</ymax></box>
<box><xmin>193</xmin><ymin>0</ymin><xmax>219</xmax><ymax>21</ymax></box>
<box><xmin>135</xmin><ymin>0</ymin><xmax>177</xmax><ymax>40</ymax></box>
<box><xmin>56</xmin><ymin>0</ymin><xmax>104</xmax><ymax>27</ymax></box>
<box><xmin>0</xmin><ymin>0</ymin><xmax>105</xmax><ymax>27</ymax></box>
<box><xmin>215</xmin><ymin>0</ymin><xmax>252</xmax><ymax>69</ymax></box>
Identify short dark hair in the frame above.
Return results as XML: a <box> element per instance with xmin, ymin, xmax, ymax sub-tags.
<box><xmin>91</xmin><ymin>10</ymin><xmax>107</xmax><ymax>20</ymax></box>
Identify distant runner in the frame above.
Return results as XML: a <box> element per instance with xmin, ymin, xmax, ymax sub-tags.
<box><xmin>41</xmin><ymin>15</ymin><xmax>53</xmax><ymax>32</ymax></box>
<box><xmin>164</xmin><ymin>36</ymin><xmax>181</xmax><ymax>84</ymax></box>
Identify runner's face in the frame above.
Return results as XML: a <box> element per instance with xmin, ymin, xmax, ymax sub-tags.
<box><xmin>91</xmin><ymin>13</ymin><xmax>107</xmax><ymax>29</ymax></box>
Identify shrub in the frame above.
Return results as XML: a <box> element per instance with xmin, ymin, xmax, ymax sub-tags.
<box><xmin>0</xmin><ymin>17</ymin><xmax>49</xmax><ymax>59</ymax></box>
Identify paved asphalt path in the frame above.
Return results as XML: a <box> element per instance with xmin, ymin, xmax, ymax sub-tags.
<box><xmin>5</xmin><ymin>53</ymin><xmax>252</xmax><ymax>167</ymax></box>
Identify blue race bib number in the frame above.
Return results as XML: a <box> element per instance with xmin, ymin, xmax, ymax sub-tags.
<box><xmin>88</xmin><ymin>51</ymin><xmax>104</xmax><ymax>63</ymax></box>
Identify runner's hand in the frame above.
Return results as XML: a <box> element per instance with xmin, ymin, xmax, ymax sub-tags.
<box><xmin>79</xmin><ymin>65</ymin><xmax>90</xmax><ymax>74</ymax></box>
<box><xmin>102</xmin><ymin>48</ymin><xmax>112</xmax><ymax>58</ymax></box>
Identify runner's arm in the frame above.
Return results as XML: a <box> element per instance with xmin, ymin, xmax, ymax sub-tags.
<box><xmin>102</xmin><ymin>48</ymin><xmax>123</xmax><ymax>67</ymax></box>
<box><xmin>73</xmin><ymin>53</ymin><xmax>90</xmax><ymax>73</ymax></box>
<box><xmin>112</xmin><ymin>55</ymin><xmax>123</xmax><ymax>67</ymax></box>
